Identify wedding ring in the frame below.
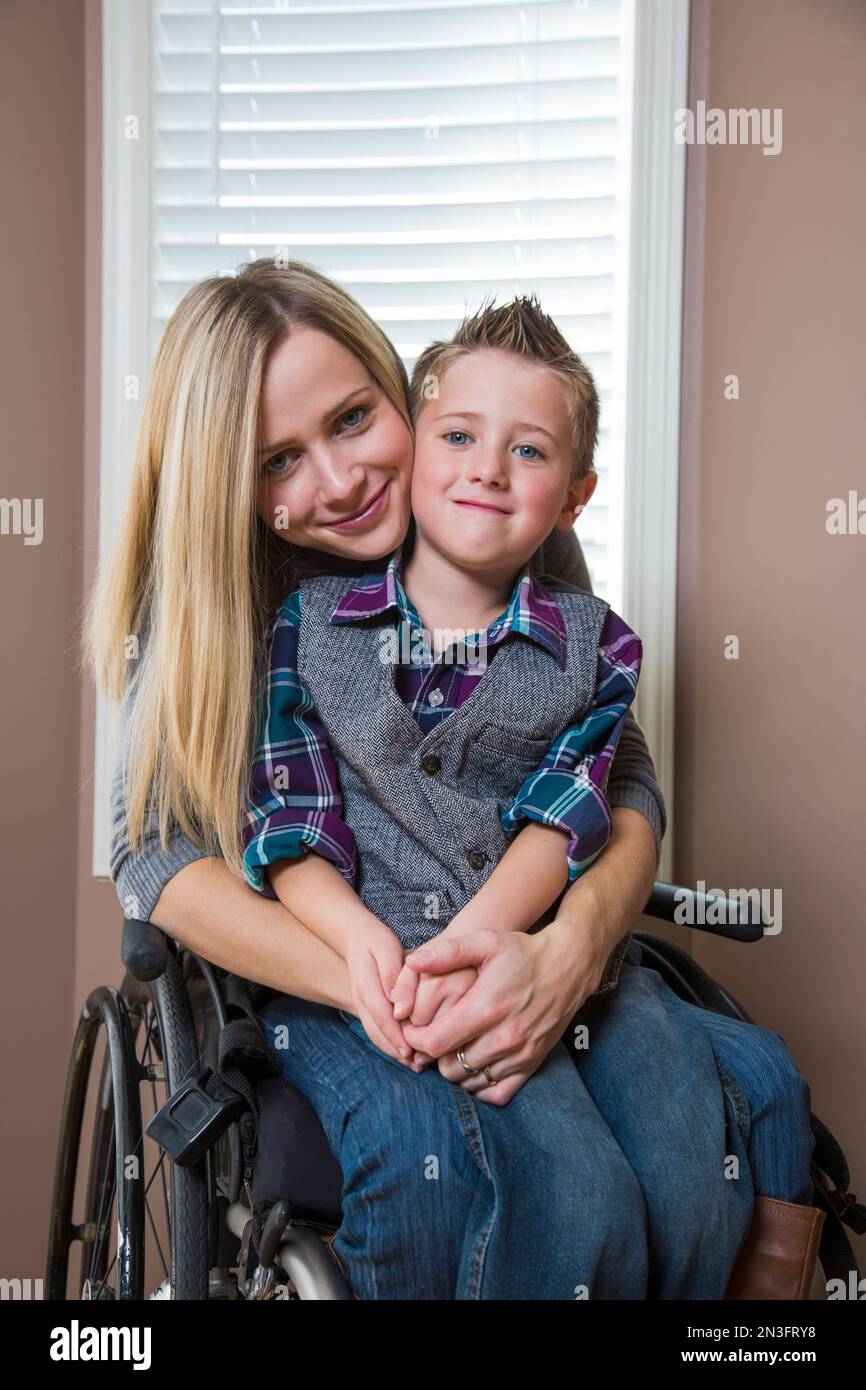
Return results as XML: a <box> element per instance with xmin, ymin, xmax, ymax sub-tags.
<box><xmin>457</xmin><ymin>1048</ymin><xmax>480</xmax><ymax>1076</ymax></box>
<box><xmin>482</xmin><ymin>1065</ymin><xmax>497</xmax><ymax>1086</ymax></box>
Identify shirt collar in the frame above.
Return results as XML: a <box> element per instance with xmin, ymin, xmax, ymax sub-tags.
<box><xmin>328</xmin><ymin>545</ymin><xmax>411</xmax><ymax>623</ymax></box>
<box><xmin>330</xmin><ymin>543</ymin><xmax>567</xmax><ymax>668</ymax></box>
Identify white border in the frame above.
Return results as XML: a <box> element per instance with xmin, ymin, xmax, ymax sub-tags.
<box><xmin>622</xmin><ymin>0</ymin><xmax>690</xmax><ymax>881</ymax></box>
<box><xmin>93</xmin><ymin>0</ymin><xmax>152</xmax><ymax>877</ymax></box>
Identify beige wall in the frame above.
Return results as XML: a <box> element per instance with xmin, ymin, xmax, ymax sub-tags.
<box><xmin>0</xmin><ymin>0</ymin><xmax>113</xmax><ymax>1283</ymax></box>
<box><xmin>676</xmin><ymin>0</ymin><xmax>866</xmax><ymax>1266</ymax></box>
<box><xmin>1</xmin><ymin>0</ymin><xmax>862</xmax><ymax>1279</ymax></box>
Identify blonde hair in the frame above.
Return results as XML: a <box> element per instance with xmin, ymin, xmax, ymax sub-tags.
<box><xmin>409</xmin><ymin>292</ymin><xmax>599</xmax><ymax>481</ymax></box>
<box><xmin>83</xmin><ymin>258</ymin><xmax>411</xmax><ymax>879</ymax></box>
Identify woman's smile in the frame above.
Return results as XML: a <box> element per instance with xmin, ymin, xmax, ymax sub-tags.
<box><xmin>324</xmin><ymin>477</ymin><xmax>392</xmax><ymax>532</ymax></box>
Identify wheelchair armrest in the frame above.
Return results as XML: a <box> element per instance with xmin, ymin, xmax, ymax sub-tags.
<box><xmin>642</xmin><ymin>882</ymin><xmax>765</xmax><ymax>943</ymax></box>
<box><xmin>122</xmin><ymin>917</ymin><xmax>169</xmax><ymax>981</ymax></box>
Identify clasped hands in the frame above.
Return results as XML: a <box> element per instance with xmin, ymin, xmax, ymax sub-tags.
<box><xmin>343</xmin><ymin>910</ymin><xmax>606</xmax><ymax>1107</ymax></box>
<box><xmin>343</xmin><ymin>919</ymin><xmax>478</xmax><ymax>1071</ymax></box>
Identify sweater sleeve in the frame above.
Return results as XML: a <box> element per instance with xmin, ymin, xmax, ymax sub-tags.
<box><xmin>110</xmin><ymin>652</ymin><xmax>211</xmax><ymax>924</ymax></box>
<box><xmin>531</xmin><ymin>526</ymin><xmax>667</xmax><ymax>862</ymax></box>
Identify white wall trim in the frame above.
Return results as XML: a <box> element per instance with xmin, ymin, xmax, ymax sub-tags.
<box><xmin>622</xmin><ymin>0</ymin><xmax>690</xmax><ymax>881</ymax></box>
<box><xmin>92</xmin><ymin>0</ymin><xmax>152</xmax><ymax>878</ymax></box>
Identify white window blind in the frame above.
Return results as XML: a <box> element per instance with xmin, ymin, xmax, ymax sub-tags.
<box><xmin>150</xmin><ymin>0</ymin><xmax>636</xmax><ymax>604</ymax></box>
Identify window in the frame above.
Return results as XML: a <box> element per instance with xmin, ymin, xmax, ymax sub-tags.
<box><xmin>95</xmin><ymin>0</ymin><xmax>688</xmax><ymax>879</ymax></box>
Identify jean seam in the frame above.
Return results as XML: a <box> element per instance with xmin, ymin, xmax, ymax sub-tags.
<box><xmin>714</xmin><ymin>1055</ymin><xmax>751</xmax><ymax>1143</ymax></box>
<box><xmin>452</xmin><ymin>1088</ymin><xmax>496</xmax><ymax>1299</ymax></box>
<box><xmin>466</xmin><ymin>1216</ymin><xmax>495</xmax><ymax>1300</ymax></box>
<box><xmin>453</xmin><ymin>1088</ymin><xmax>491</xmax><ymax>1177</ymax></box>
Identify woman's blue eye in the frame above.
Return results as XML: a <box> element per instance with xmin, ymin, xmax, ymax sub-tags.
<box><xmin>264</xmin><ymin>405</ymin><xmax>369</xmax><ymax>474</ymax></box>
<box><xmin>265</xmin><ymin>451</ymin><xmax>294</xmax><ymax>476</ymax></box>
<box><xmin>339</xmin><ymin>406</ymin><xmax>368</xmax><ymax>431</ymax></box>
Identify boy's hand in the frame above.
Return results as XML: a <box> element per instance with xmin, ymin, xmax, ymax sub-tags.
<box><xmin>345</xmin><ymin>928</ymin><xmax>414</xmax><ymax>1064</ymax></box>
<box><xmin>389</xmin><ymin>958</ymin><xmax>422</xmax><ymax>1021</ymax></box>
<box><xmin>409</xmin><ymin>966</ymin><xmax>479</xmax><ymax>1028</ymax></box>
<box><xmin>390</xmin><ymin>906</ymin><xmax>484</xmax><ymax>1021</ymax></box>
<box><xmin>403</xmin><ymin>965</ymin><xmax>479</xmax><ymax>1069</ymax></box>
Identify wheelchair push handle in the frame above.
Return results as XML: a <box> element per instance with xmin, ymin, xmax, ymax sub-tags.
<box><xmin>644</xmin><ymin>882</ymin><xmax>765</xmax><ymax>943</ymax></box>
<box><xmin>121</xmin><ymin>917</ymin><xmax>169</xmax><ymax>981</ymax></box>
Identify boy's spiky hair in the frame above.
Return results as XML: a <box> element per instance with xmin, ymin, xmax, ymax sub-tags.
<box><xmin>408</xmin><ymin>292</ymin><xmax>599</xmax><ymax>481</ymax></box>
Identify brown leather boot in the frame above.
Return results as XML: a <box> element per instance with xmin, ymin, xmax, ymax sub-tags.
<box><xmin>724</xmin><ymin>1196</ymin><xmax>826</xmax><ymax>1300</ymax></box>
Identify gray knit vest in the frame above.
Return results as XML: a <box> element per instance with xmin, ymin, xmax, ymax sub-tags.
<box><xmin>296</xmin><ymin>571</ymin><xmax>631</xmax><ymax>994</ymax></box>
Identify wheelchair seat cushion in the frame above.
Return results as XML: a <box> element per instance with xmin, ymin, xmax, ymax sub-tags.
<box><xmin>249</xmin><ymin>1074</ymin><xmax>343</xmax><ymax>1226</ymax></box>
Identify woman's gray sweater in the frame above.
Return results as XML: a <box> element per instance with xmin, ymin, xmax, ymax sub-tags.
<box><xmin>110</xmin><ymin>527</ymin><xmax>667</xmax><ymax>922</ymax></box>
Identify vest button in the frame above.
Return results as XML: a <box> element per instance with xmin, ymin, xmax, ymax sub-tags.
<box><xmin>467</xmin><ymin>849</ymin><xmax>487</xmax><ymax>870</ymax></box>
<box><xmin>421</xmin><ymin>754</ymin><xmax>442</xmax><ymax>775</ymax></box>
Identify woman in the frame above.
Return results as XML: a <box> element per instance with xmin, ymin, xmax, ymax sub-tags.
<box><xmin>87</xmin><ymin>258</ymin><xmax>813</xmax><ymax>1298</ymax></box>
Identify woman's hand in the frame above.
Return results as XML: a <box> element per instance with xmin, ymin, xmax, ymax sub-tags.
<box><xmin>398</xmin><ymin>913</ymin><xmax>610</xmax><ymax>1106</ymax></box>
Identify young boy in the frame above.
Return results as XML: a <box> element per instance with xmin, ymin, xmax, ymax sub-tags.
<box><xmin>242</xmin><ymin>294</ymin><xmax>642</xmax><ymax>1062</ymax></box>
<box><xmin>242</xmin><ymin>296</ymin><xmax>821</xmax><ymax>1300</ymax></box>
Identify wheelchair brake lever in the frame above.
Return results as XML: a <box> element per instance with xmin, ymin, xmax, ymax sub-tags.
<box><xmin>145</xmin><ymin>1067</ymin><xmax>246</xmax><ymax>1167</ymax></box>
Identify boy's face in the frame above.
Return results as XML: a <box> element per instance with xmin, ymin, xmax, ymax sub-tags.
<box><xmin>411</xmin><ymin>347</ymin><xmax>596</xmax><ymax>578</ymax></box>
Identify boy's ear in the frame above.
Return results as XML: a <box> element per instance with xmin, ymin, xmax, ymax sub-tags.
<box><xmin>555</xmin><ymin>470</ymin><xmax>598</xmax><ymax>529</ymax></box>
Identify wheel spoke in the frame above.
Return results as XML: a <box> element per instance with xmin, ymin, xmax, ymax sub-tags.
<box><xmin>136</xmin><ymin>1002</ymin><xmax>175</xmax><ymax>1289</ymax></box>
<box><xmin>144</xmin><ymin>1190</ymin><xmax>170</xmax><ymax>1284</ymax></box>
<box><xmin>85</xmin><ymin>1127</ymin><xmax>117</xmax><ymax>1295</ymax></box>
<box><xmin>140</xmin><ymin>1005</ymin><xmax>174</xmax><ymax>1241</ymax></box>
<box><xmin>143</xmin><ymin>1154</ymin><xmax>172</xmax><ymax>1279</ymax></box>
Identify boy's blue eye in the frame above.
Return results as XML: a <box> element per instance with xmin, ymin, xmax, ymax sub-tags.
<box><xmin>441</xmin><ymin>431</ymin><xmax>543</xmax><ymax>459</ymax></box>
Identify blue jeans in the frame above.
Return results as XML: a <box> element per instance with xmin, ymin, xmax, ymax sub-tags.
<box><xmin>257</xmin><ymin>962</ymin><xmax>814</xmax><ymax>1300</ymax></box>
<box><xmin>258</xmin><ymin>994</ymin><xmax>649</xmax><ymax>1300</ymax></box>
<box><xmin>569</xmin><ymin>958</ymin><xmax>816</xmax><ymax>1299</ymax></box>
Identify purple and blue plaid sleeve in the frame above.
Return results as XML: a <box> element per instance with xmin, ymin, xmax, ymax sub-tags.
<box><xmin>241</xmin><ymin>590</ymin><xmax>357</xmax><ymax>893</ymax></box>
<box><xmin>501</xmin><ymin>609</ymin><xmax>642</xmax><ymax>882</ymax></box>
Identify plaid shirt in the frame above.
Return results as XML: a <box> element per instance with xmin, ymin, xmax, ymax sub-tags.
<box><xmin>242</xmin><ymin>545</ymin><xmax>641</xmax><ymax>894</ymax></box>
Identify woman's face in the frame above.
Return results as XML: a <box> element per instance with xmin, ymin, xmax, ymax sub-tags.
<box><xmin>256</xmin><ymin>325</ymin><xmax>414</xmax><ymax>559</ymax></box>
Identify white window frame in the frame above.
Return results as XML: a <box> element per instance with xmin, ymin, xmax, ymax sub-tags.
<box><xmin>93</xmin><ymin>0</ymin><xmax>152</xmax><ymax>880</ymax></box>
<box><xmin>622</xmin><ymin>0</ymin><xmax>689</xmax><ymax>881</ymax></box>
<box><xmin>93</xmin><ymin>0</ymin><xmax>688</xmax><ymax>883</ymax></box>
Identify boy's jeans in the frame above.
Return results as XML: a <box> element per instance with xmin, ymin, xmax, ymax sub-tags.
<box><xmin>258</xmin><ymin>993</ymin><xmax>649</xmax><ymax>1299</ymax></box>
<box><xmin>257</xmin><ymin>954</ymin><xmax>813</xmax><ymax>1299</ymax></box>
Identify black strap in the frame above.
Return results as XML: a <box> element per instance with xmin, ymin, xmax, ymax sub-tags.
<box><xmin>810</xmin><ymin>1112</ymin><xmax>866</xmax><ymax>1285</ymax></box>
<box><xmin>198</xmin><ymin>975</ymin><xmax>282</xmax><ymax>1183</ymax></box>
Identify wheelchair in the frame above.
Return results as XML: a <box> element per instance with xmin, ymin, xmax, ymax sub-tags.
<box><xmin>45</xmin><ymin>882</ymin><xmax>864</xmax><ymax>1300</ymax></box>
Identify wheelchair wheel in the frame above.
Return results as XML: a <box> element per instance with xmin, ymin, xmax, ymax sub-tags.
<box><xmin>46</xmin><ymin>948</ymin><xmax>211</xmax><ymax>1300</ymax></box>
